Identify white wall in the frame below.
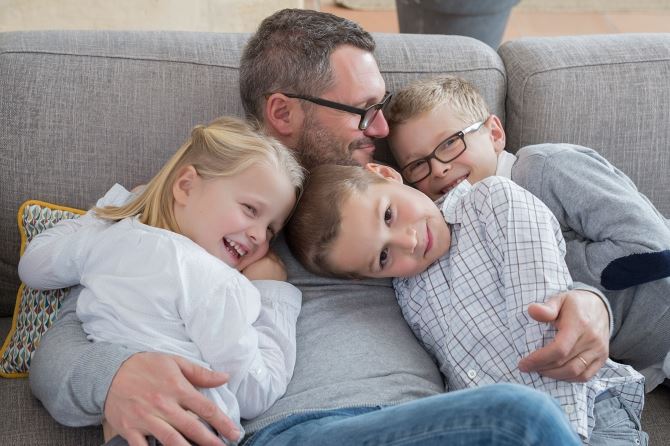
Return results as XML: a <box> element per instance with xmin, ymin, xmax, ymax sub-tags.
<box><xmin>0</xmin><ymin>0</ymin><xmax>309</xmax><ymax>32</ymax></box>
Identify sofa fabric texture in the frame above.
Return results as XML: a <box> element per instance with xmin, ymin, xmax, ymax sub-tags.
<box><xmin>0</xmin><ymin>30</ymin><xmax>668</xmax><ymax>445</ymax></box>
<box><xmin>500</xmin><ymin>34</ymin><xmax>670</xmax><ymax>217</ymax></box>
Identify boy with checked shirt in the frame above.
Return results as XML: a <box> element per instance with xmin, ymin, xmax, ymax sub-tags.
<box><xmin>286</xmin><ymin>161</ymin><xmax>646</xmax><ymax>444</ymax></box>
<box><xmin>383</xmin><ymin>75</ymin><xmax>670</xmax><ymax>393</ymax></box>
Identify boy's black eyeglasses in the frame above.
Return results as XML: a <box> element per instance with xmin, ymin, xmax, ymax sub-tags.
<box><xmin>400</xmin><ymin>120</ymin><xmax>485</xmax><ymax>185</ymax></box>
<box><xmin>282</xmin><ymin>91</ymin><xmax>392</xmax><ymax>130</ymax></box>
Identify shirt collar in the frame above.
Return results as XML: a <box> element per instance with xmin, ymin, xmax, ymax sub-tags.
<box><xmin>496</xmin><ymin>150</ymin><xmax>517</xmax><ymax>178</ymax></box>
<box><xmin>436</xmin><ymin>179</ymin><xmax>471</xmax><ymax>224</ymax></box>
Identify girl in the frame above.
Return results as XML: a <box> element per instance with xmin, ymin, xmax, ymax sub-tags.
<box><xmin>18</xmin><ymin>117</ymin><xmax>305</xmax><ymax>444</ymax></box>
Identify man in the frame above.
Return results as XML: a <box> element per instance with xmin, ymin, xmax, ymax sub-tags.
<box><xmin>29</xmin><ymin>9</ymin><xmax>609</xmax><ymax>446</ymax></box>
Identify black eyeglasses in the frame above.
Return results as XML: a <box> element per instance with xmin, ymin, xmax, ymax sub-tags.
<box><xmin>282</xmin><ymin>91</ymin><xmax>392</xmax><ymax>130</ymax></box>
<box><xmin>400</xmin><ymin>120</ymin><xmax>485</xmax><ymax>185</ymax></box>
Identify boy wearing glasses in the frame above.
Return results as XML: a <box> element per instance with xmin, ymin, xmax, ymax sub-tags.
<box><xmin>384</xmin><ymin>75</ymin><xmax>670</xmax><ymax>393</ymax></box>
<box><xmin>285</xmin><ymin>163</ymin><xmax>646</xmax><ymax>445</ymax></box>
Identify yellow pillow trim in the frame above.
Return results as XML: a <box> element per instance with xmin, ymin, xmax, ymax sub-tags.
<box><xmin>0</xmin><ymin>284</ymin><xmax>30</xmax><ymax>378</ymax></box>
<box><xmin>0</xmin><ymin>283</ymin><xmax>29</xmax><ymax>378</ymax></box>
<box><xmin>0</xmin><ymin>200</ymin><xmax>85</xmax><ymax>378</ymax></box>
<box><xmin>17</xmin><ymin>200</ymin><xmax>86</xmax><ymax>255</ymax></box>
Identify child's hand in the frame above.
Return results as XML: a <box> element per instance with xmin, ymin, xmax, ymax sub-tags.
<box><xmin>242</xmin><ymin>250</ymin><xmax>287</xmax><ymax>281</ymax></box>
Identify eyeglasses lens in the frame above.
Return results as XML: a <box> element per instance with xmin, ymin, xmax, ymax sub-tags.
<box><xmin>360</xmin><ymin>108</ymin><xmax>380</xmax><ymax>130</ymax></box>
<box><xmin>405</xmin><ymin>136</ymin><xmax>466</xmax><ymax>183</ymax></box>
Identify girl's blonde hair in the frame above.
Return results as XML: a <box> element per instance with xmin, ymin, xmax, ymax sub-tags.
<box><xmin>94</xmin><ymin>116</ymin><xmax>305</xmax><ymax>232</ymax></box>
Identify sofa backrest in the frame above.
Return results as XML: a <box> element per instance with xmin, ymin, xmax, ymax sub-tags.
<box><xmin>0</xmin><ymin>31</ymin><xmax>504</xmax><ymax>316</ymax></box>
<box><xmin>2</xmin><ymin>30</ymin><xmax>669</xmax><ymax>317</ymax></box>
<box><xmin>0</xmin><ymin>31</ymin><xmax>247</xmax><ymax>315</ymax></box>
<box><xmin>500</xmin><ymin>33</ymin><xmax>670</xmax><ymax>217</ymax></box>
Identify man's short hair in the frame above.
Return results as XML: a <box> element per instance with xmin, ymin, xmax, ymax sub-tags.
<box><xmin>286</xmin><ymin>164</ymin><xmax>385</xmax><ymax>279</ymax></box>
<box><xmin>386</xmin><ymin>75</ymin><xmax>490</xmax><ymax>129</ymax></box>
<box><xmin>240</xmin><ymin>8</ymin><xmax>376</xmax><ymax>123</ymax></box>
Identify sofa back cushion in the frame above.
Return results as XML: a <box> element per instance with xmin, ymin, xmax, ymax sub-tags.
<box><xmin>0</xmin><ymin>31</ymin><xmax>505</xmax><ymax>316</ymax></box>
<box><xmin>500</xmin><ymin>33</ymin><xmax>670</xmax><ymax>216</ymax></box>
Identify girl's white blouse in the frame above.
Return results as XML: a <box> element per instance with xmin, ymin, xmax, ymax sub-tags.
<box><xmin>19</xmin><ymin>184</ymin><xmax>301</xmax><ymax>427</ymax></box>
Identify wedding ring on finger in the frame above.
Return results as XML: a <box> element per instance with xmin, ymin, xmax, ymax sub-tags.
<box><xmin>577</xmin><ymin>355</ymin><xmax>588</xmax><ymax>368</ymax></box>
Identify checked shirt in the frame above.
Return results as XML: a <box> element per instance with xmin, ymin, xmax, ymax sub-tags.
<box><xmin>393</xmin><ymin>176</ymin><xmax>644</xmax><ymax>441</ymax></box>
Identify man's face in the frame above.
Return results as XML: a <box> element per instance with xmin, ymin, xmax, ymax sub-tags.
<box><xmin>327</xmin><ymin>174</ymin><xmax>451</xmax><ymax>279</ymax></box>
<box><xmin>295</xmin><ymin>45</ymin><xmax>389</xmax><ymax>169</ymax></box>
<box><xmin>391</xmin><ymin>103</ymin><xmax>503</xmax><ymax>201</ymax></box>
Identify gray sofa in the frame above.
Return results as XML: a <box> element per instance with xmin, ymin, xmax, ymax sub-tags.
<box><xmin>1</xmin><ymin>30</ymin><xmax>669</xmax><ymax>445</ymax></box>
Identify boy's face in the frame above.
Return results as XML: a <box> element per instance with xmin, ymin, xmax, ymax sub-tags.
<box><xmin>327</xmin><ymin>165</ymin><xmax>451</xmax><ymax>279</ymax></box>
<box><xmin>390</xmin><ymin>103</ymin><xmax>505</xmax><ymax>201</ymax></box>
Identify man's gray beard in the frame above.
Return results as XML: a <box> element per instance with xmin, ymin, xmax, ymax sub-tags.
<box><xmin>294</xmin><ymin>116</ymin><xmax>360</xmax><ymax>172</ymax></box>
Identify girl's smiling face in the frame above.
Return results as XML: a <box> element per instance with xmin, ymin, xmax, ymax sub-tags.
<box><xmin>173</xmin><ymin>162</ymin><xmax>296</xmax><ymax>271</ymax></box>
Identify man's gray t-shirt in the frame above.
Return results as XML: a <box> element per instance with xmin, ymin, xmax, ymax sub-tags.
<box><xmin>243</xmin><ymin>238</ymin><xmax>444</xmax><ymax>432</ymax></box>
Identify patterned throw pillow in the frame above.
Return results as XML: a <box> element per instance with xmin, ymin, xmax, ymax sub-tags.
<box><xmin>0</xmin><ymin>200</ymin><xmax>84</xmax><ymax>377</ymax></box>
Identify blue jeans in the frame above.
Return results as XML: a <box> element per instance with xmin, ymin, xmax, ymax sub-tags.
<box><xmin>590</xmin><ymin>392</ymin><xmax>648</xmax><ymax>446</ymax></box>
<box><xmin>243</xmin><ymin>383</ymin><xmax>580</xmax><ymax>446</ymax></box>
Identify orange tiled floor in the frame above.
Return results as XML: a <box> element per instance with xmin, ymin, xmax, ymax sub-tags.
<box><xmin>320</xmin><ymin>3</ymin><xmax>670</xmax><ymax>43</ymax></box>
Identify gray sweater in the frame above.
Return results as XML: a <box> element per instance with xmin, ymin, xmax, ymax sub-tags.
<box><xmin>511</xmin><ymin>143</ymin><xmax>670</xmax><ymax>370</ymax></box>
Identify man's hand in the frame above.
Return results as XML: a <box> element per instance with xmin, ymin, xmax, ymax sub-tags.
<box><xmin>104</xmin><ymin>352</ymin><xmax>240</xmax><ymax>446</ymax></box>
<box><xmin>518</xmin><ymin>289</ymin><xmax>610</xmax><ymax>382</ymax></box>
<box><xmin>242</xmin><ymin>250</ymin><xmax>287</xmax><ymax>281</ymax></box>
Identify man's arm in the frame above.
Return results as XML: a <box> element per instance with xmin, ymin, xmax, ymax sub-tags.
<box><xmin>29</xmin><ymin>287</ymin><xmax>138</xmax><ymax>425</ymax></box>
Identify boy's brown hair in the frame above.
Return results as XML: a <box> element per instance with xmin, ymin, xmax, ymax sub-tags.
<box><xmin>286</xmin><ymin>164</ymin><xmax>386</xmax><ymax>279</ymax></box>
